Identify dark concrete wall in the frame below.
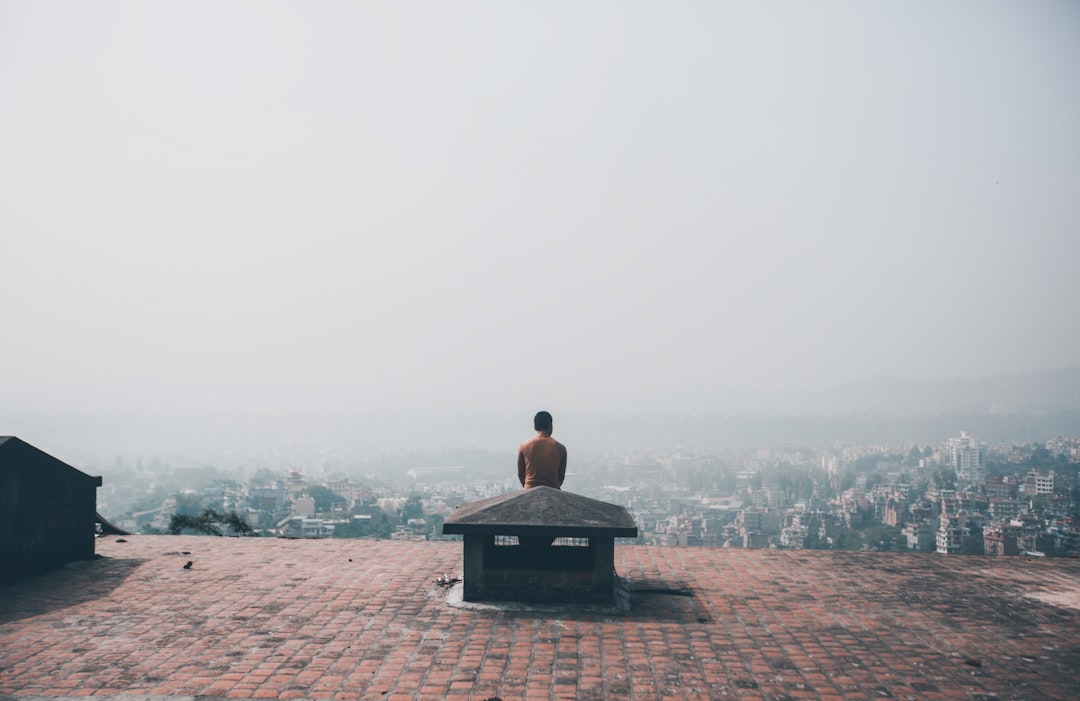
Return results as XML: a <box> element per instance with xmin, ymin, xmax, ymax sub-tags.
<box><xmin>462</xmin><ymin>535</ymin><xmax>617</xmax><ymax>603</ymax></box>
<box><xmin>0</xmin><ymin>438</ymin><xmax>101</xmax><ymax>584</ymax></box>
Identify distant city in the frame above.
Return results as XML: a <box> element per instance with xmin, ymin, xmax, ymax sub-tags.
<box><xmin>95</xmin><ymin>429</ymin><xmax>1080</xmax><ymax>559</ymax></box>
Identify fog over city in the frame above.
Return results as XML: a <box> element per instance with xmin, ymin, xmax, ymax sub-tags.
<box><xmin>2</xmin><ymin>2</ymin><xmax>1079</xmax><ymax>465</ymax></box>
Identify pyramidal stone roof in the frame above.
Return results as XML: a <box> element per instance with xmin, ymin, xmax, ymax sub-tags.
<box><xmin>442</xmin><ymin>486</ymin><xmax>638</xmax><ymax>538</ymax></box>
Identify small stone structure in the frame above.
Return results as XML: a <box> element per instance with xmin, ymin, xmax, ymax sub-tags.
<box><xmin>0</xmin><ymin>436</ymin><xmax>103</xmax><ymax>584</ymax></box>
<box><xmin>442</xmin><ymin>487</ymin><xmax>638</xmax><ymax>603</ymax></box>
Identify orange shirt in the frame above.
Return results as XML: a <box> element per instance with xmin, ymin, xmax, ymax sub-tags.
<box><xmin>517</xmin><ymin>434</ymin><xmax>567</xmax><ymax>489</ymax></box>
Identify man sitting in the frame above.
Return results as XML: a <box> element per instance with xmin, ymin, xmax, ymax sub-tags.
<box><xmin>516</xmin><ymin>410</ymin><xmax>568</xmax><ymax>547</ymax></box>
<box><xmin>517</xmin><ymin>410</ymin><xmax>567</xmax><ymax>489</ymax></box>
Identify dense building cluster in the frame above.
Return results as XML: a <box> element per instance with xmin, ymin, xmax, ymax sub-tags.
<box><xmin>97</xmin><ymin>432</ymin><xmax>1080</xmax><ymax>558</ymax></box>
<box><xmin>625</xmin><ymin>433</ymin><xmax>1079</xmax><ymax>556</ymax></box>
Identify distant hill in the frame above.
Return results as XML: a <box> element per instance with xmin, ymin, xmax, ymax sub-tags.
<box><xmin>587</xmin><ymin>367</ymin><xmax>1080</xmax><ymax>448</ymax></box>
<box><xmin>709</xmin><ymin>367</ymin><xmax>1080</xmax><ymax>417</ymax></box>
<box><xmin>817</xmin><ymin>367</ymin><xmax>1080</xmax><ymax>416</ymax></box>
<box><xmin>4</xmin><ymin>368</ymin><xmax>1078</xmax><ymax>462</ymax></box>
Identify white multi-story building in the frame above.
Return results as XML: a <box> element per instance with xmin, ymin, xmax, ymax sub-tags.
<box><xmin>936</xmin><ymin>513</ymin><xmax>968</xmax><ymax>554</ymax></box>
<box><xmin>936</xmin><ymin>491</ymin><xmax>967</xmax><ymax>554</ymax></box>
<box><xmin>949</xmin><ymin>432</ymin><xmax>987</xmax><ymax>484</ymax></box>
<box><xmin>1024</xmin><ymin>469</ymin><xmax>1055</xmax><ymax>495</ymax></box>
<box><xmin>902</xmin><ymin>521</ymin><xmax>935</xmax><ymax>551</ymax></box>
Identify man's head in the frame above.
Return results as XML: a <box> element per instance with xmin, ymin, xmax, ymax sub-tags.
<box><xmin>533</xmin><ymin>410</ymin><xmax>553</xmax><ymax>434</ymax></box>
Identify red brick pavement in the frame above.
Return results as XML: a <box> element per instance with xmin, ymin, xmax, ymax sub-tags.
<box><xmin>1</xmin><ymin>536</ymin><xmax>1079</xmax><ymax>700</ymax></box>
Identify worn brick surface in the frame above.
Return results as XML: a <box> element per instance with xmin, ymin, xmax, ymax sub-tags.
<box><xmin>1</xmin><ymin>536</ymin><xmax>1079</xmax><ymax>700</ymax></box>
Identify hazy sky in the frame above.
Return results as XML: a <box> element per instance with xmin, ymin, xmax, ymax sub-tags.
<box><xmin>3</xmin><ymin>1</ymin><xmax>1079</xmax><ymax>421</ymax></box>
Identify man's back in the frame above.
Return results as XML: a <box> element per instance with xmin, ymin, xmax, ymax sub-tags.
<box><xmin>518</xmin><ymin>434</ymin><xmax>567</xmax><ymax>489</ymax></box>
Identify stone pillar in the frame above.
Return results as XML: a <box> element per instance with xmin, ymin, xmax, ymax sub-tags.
<box><xmin>462</xmin><ymin>534</ymin><xmax>490</xmax><ymax>601</ymax></box>
<box><xmin>591</xmin><ymin>537</ymin><xmax>615</xmax><ymax>598</ymax></box>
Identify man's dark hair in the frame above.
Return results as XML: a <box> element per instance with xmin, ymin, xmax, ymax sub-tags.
<box><xmin>534</xmin><ymin>410</ymin><xmax>553</xmax><ymax>432</ymax></box>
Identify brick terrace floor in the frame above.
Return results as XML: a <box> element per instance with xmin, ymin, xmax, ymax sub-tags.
<box><xmin>1</xmin><ymin>536</ymin><xmax>1079</xmax><ymax>700</ymax></box>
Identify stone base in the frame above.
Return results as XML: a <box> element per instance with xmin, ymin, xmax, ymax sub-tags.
<box><xmin>462</xmin><ymin>536</ymin><xmax>617</xmax><ymax>603</ymax></box>
<box><xmin>445</xmin><ymin>575</ymin><xmax>632</xmax><ymax>613</ymax></box>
